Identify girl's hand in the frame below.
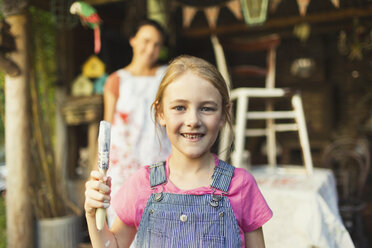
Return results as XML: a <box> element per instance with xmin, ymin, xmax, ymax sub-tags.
<box><xmin>84</xmin><ymin>170</ymin><xmax>112</xmax><ymax>217</ymax></box>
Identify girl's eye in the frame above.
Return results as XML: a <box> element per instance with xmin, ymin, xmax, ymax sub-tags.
<box><xmin>201</xmin><ymin>107</ymin><xmax>216</xmax><ymax>112</ymax></box>
<box><xmin>174</xmin><ymin>106</ymin><xmax>185</xmax><ymax>111</ymax></box>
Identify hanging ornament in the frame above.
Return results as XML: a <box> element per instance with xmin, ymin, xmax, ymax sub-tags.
<box><xmin>330</xmin><ymin>0</ymin><xmax>339</xmax><ymax>8</ymax></box>
<box><xmin>337</xmin><ymin>18</ymin><xmax>372</xmax><ymax>61</ymax></box>
<box><xmin>70</xmin><ymin>1</ymin><xmax>102</xmax><ymax>54</ymax></box>
<box><xmin>82</xmin><ymin>55</ymin><xmax>105</xmax><ymax>78</ymax></box>
<box><xmin>297</xmin><ymin>0</ymin><xmax>310</xmax><ymax>16</ymax></box>
<box><xmin>204</xmin><ymin>6</ymin><xmax>220</xmax><ymax>28</ymax></box>
<box><xmin>349</xmin><ymin>43</ymin><xmax>363</xmax><ymax>61</ymax></box>
<box><xmin>293</xmin><ymin>22</ymin><xmax>311</xmax><ymax>42</ymax></box>
<box><xmin>182</xmin><ymin>6</ymin><xmax>198</xmax><ymax>27</ymax></box>
<box><xmin>71</xmin><ymin>74</ymin><xmax>94</xmax><ymax>97</ymax></box>
<box><xmin>337</xmin><ymin>31</ymin><xmax>348</xmax><ymax>56</ymax></box>
<box><xmin>93</xmin><ymin>73</ymin><xmax>109</xmax><ymax>94</ymax></box>
<box><xmin>226</xmin><ymin>0</ymin><xmax>242</xmax><ymax>20</ymax></box>
<box><xmin>240</xmin><ymin>0</ymin><xmax>269</xmax><ymax>25</ymax></box>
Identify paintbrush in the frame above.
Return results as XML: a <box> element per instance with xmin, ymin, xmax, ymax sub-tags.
<box><xmin>96</xmin><ymin>120</ymin><xmax>111</xmax><ymax>231</ymax></box>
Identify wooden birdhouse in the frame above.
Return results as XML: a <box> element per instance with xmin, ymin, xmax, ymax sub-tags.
<box><xmin>93</xmin><ymin>73</ymin><xmax>108</xmax><ymax>94</ymax></box>
<box><xmin>71</xmin><ymin>74</ymin><xmax>94</xmax><ymax>96</ymax></box>
<box><xmin>82</xmin><ymin>55</ymin><xmax>105</xmax><ymax>78</ymax></box>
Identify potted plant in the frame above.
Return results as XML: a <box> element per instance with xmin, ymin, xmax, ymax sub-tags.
<box><xmin>27</xmin><ymin>7</ymin><xmax>82</xmax><ymax>248</ymax></box>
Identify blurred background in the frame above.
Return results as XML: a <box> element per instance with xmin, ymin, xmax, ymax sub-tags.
<box><xmin>0</xmin><ymin>0</ymin><xmax>372</xmax><ymax>247</ymax></box>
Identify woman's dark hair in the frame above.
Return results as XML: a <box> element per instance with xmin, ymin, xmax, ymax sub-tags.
<box><xmin>130</xmin><ymin>19</ymin><xmax>167</xmax><ymax>44</ymax></box>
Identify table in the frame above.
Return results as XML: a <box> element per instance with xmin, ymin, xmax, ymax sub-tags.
<box><xmin>250</xmin><ymin>166</ymin><xmax>355</xmax><ymax>248</ymax></box>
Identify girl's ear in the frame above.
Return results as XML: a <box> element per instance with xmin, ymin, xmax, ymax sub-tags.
<box><xmin>158</xmin><ymin>112</ymin><xmax>166</xmax><ymax>126</ymax></box>
<box><xmin>155</xmin><ymin>101</ymin><xmax>166</xmax><ymax>126</ymax></box>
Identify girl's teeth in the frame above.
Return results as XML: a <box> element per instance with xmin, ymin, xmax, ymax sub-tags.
<box><xmin>183</xmin><ymin>134</ymin><xmax>202</xmax><ymax>139</ymax></box>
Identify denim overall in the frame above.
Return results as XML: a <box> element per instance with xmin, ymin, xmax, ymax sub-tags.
<box><xmin>136</xmin><ymin>160</ymin><xmax>241</xmax><ymax>248</ymax></box>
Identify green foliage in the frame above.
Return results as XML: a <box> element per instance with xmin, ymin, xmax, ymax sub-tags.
<box><xmin>30</xmin><ymin>6</ymin><xmax>57</xmax><ymax>146</ymax></box>
<box><xmin>0</xmin><ymin>4</ymin><xmax>57</xmax><ymax>246</ymax></box>
<box><xmin>29</xmin><ymin>7</ymin><xmax>75</xmax><ymax>219</ymax></box>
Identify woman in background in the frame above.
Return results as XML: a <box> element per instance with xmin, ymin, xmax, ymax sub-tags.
<box><xmin>103</xmin><ymin>19</ymin><xmax>171</xmax><ymax>226</ymax></box>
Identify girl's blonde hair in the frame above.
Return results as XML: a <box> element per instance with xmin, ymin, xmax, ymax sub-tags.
<box><xmin>152</xmin><ymin>55</ymin><xmax>233</xmax><ymax>146</ymax></box>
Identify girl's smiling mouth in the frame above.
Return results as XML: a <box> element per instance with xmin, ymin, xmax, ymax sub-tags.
<box><xmin>181</xmin><ymin>133</ymin><xmax>205</xmax><ymax>140</ymax></box>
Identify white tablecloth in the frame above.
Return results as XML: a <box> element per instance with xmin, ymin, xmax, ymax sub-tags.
<box><xmin>251</xmin><ymin>166</ymin><xmax>355</xmax><ymax>248</ymax></box>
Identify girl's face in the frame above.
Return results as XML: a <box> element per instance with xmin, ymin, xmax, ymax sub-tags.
<box><xmin>130</xmin><ymin>25</ymin><xmax>163</xmax><ymax>66</ymax></box>
<box><xmin>158</xmin><ymin>71</ymin><xmax>225</xmax><ymax>160</ymax></box>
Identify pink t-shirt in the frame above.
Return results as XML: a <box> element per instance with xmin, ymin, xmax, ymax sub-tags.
<box><xmin>112</xmin><ymin>157</ymin><xmax>273</xmax><ymax>247</ymax></box>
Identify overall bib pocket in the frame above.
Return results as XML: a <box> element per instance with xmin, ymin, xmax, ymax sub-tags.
<box><xmin>200</xmin><ymin>234</ymin><xmax>226</xmax><ymax>247</ymax></box>
<box><xmin>146</xmin><ymin>229</ymin><xmax>167</xmax><ymax>248</ymax></box>
<box><xmin>147</xmin><ymin>208</ymin><xmax>226</xmax><ymax>247</ymax></box>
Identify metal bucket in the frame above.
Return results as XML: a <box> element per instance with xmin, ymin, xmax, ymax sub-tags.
<box><xmin>36</xmin><ymin>215</ymin><xmax>81</xmax><ymax>248</ymax></box>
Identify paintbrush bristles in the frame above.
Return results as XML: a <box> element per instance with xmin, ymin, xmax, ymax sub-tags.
<box><xmin>98</xmin><ymin>120</ymin><xmax>111</xmax><ymax>171</ymax></box>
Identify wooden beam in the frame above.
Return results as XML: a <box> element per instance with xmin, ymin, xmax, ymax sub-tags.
<box><xmin>31</xmin><ymin>0</ymin><xmax>122</xmax><ymax>10</ymax></box>
<box><xmin>85</xmin><ymin>0</ymin><xmax>122</xmax><ymax>5</ymax></box>
<box><xmin>5</xmin><ymin>11</ymin><xmax>34</xmax><ymax>248</ymax></box>
<box><xmin>182</xmin><ymin>5</ymin><xmax>372</xmax><ymax>37</ymax></box>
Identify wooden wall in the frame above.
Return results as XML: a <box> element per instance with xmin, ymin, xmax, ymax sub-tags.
<box><xmin>172</xmin><ymin>4</ymin><xmax>372</xmax><ymax>166</ymax></box>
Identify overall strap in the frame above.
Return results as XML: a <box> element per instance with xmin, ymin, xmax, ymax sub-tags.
<box><xmin>211</xmin><ymin>160</ymin><xmax>235</xmax><ymax>193</ymax></box>
<box><xmin>149</xmin><ymin>161</ymin><xmax>167</xmax><ymax>187</ymax></box>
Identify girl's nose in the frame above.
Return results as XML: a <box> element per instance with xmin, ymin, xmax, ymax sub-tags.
<box><xmin>185</xmin><ymin>110</ymin><xmax>201</xmax><ymax>127</ymax></box>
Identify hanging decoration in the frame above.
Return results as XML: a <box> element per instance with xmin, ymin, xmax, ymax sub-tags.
<box><xmin>293</xmin><ymin>22</ymin><xmax>311</xmax><ymax>42</ymax></box>
<box><xmin>71</xmin><ymin>75</ymin><xmax>94</xmax><ymax>97</ymax></box>
<box><xmin>226</xmin><ymin>0</ymin><xmax>243</xmax><ymax>20</ymax></box>
<box><xmin>93</xmin><ymin>73</ymin><xmax>109</xmax><ymax>95</ymax></box>
<box><xmin>82</xmin><ymin>55</ymin><xmax>105</xmax><ymax>78</ymax></box>
<box><xmin>338</xmin><ymin>18</ymin><xmax>372</xmax><ymax>61</ymax></box>
<box><xmin>147</xmin><ymin>0</ymin><xmax>167</xmax><ymax>29</ymax></box>
<box><xmin>178</xmin><ymin>0</ymin><xmax>242</xmax><ymax>28</ymax></box>
<box><xmin>240</xmin><ymin>0</ymin><xmax>269</xmax><ymax>25</ymax></box>
<box><xmin>182</xmin><ymin>6</ymin><xmax>198</xmax><ymax>27</ymax></box>
<box><xmin>177</xmin><ymin>0</ymin><xmax>340</xmax><ymax>28</ymax></box>
<box><xmin>271</xmin><ymin>0</ymin><xmax>339</xmax><ymax>14</ymax></box>
<box><xmin>296</xmin><ymin>0</ymin><xmax>339</xmax><ymax>16</ymax></box>
<box><xmin>331</xmin><ymin>0</ymin><xmax>340</xmax><ymax>8</ymax></box>
<box><xmin>70</xmin><ymin>1</ymin><xmax>102</xmax><ymax>54</ymax></box>
<box><xmin>205</xmin><ymin>6</ymin><xmax>220</xmax><ymax>28</ymax></box>
<box><xmin>297</xmin><ymin>0</ymin><xmax>310</xmax><ymax>16</ymax></box>
<box><xmin>269</xmin><ymin>0</ymin><xmax>283</xmax><ymax>13</ymax></box>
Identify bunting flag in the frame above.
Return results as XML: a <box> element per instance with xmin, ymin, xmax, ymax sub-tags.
<box><xmin>180</xmin><ymin>0</ymin><xmax>243</xmax><ymax>28</ymax></box>
<box><xmin>270</xmin><ymin>0</ymin><xmax>283</xmax><ymax>13</ymax></box>
<box><xmin>331</xmin><ymin>0</ymin><xmax>340</xmax><ymax>8</ymax></box>
<box><xmin>204</xmin><ymin>6</ymin><xmax>220</xmax><ymax>28</ymax></box>
<box><xmin>226</xmin><ymin>0</ymin><xmax>242</xmax><ymax>20</ymax></box>
<box><xmin>296</xmin><ymin>0</ymin><xmax>339</xmax><ymax>16</ymax></box>
<box><xmin>183</xmin><ymin>6</ymin><xmax>198</xmax><ymax>27</ymax></box>
<box><xmin>179</xmin><ymin>0</ymin><xmax>340</xmax><ymax>28</ymax></box>
<box><xmin>297</xmin><ymin>0</ymin><xmax>311</xmax><ymax>16</ymax></box>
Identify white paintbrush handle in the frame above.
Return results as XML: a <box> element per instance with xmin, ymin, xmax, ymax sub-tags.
<box><xmin>96</xmin><ymin>121</ymin><xmax>111</xmax><ymax>231</ymax></box>
<box><xmin>96</xmin><ymin>167</ymin><xmax>107</xmax><ymax>231</ymax></box>
<box><xmin>96</xmin><ymin>207</ymin><xmax>106</xmax><ymax>231</ymax></box>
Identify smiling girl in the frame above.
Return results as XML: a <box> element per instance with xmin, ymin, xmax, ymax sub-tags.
<box><xmin>85</xmin><ymin>55</ymin><xmax>272</xmax><ymax>247</ymax></box>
